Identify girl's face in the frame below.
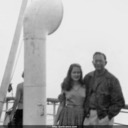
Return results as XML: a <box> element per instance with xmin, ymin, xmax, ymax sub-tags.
<box><xmin>71</xmin><ymin>66</ymin><xmax>81</xmax><ymax>81</ymax></box>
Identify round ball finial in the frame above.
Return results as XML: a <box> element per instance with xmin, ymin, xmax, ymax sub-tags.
<box><xmin>23</xmin><ymin>0</ymin><xmax>63</xmax><ymax>38</ymax></box>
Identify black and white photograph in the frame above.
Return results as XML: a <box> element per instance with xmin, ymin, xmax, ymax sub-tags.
<box><xmin>0</xmin><ymin>0</ymin><xmax>128</xmax><ymax>126</ymax></box>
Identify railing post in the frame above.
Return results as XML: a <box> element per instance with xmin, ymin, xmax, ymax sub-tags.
<box><xmin>5</xmin><ymin>101</ymin><xmax>8</xmax><ymax>113</ymax></box>
<box><xmin>53</xmin><ymin>103</ymin><xmax>56</xmax><ymax>123</ymax></box>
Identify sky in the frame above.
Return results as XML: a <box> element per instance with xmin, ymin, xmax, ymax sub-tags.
<box><xmin>0</xmin><ymin>0</ymin><xmax>128</xmax><ymax>124</ymax></box>
<box><xmin>47</xmin><ymin>0</ymin><xmax>128</xmax><ymax>104</ymax></box>
<box><xmin>0</xmin><ymin>0</ymin><xmax>128</xmax><ymax>100</ymax></box>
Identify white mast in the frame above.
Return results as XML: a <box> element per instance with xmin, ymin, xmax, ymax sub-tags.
<box><xmin>23</xmin><ymin>0</ymin><xmax>63</xmax><ymax>125</ymax></box>
<box><xmin>0</xmin><ymin>0</ymin><xmax>28</xmax><ymax>117</ymax></box>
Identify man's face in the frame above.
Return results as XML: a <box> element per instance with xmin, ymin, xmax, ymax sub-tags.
<box><xmin>93</xmin><ymin>54</ymin><xmax>106</xmax><ymax>71</ymax></box>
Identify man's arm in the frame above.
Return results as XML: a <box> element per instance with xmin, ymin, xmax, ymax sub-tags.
<box><xmin>108</xmin><ymin>78</ymin><xmax>125</xmax><ymax>120</ymax></box>
<box><xmin>83</xmin><ymin>74</ymin><xmax>91</xmax><ymax>117</ymax></box>
<box><xmin>10</xmin><ymin>83</ymin><xmax>22</xmax><ymax>121</ymax></box>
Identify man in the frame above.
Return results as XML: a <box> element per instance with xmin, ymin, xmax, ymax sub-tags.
<box><xmin>83</xmin><ymin>52</ymin><xmax>125</xmax><ymax>126</ymax></box>
<box><xmin>10</xmin><ymin>72</ymin><xmax>24</xmax><ymax>125</ymax></box>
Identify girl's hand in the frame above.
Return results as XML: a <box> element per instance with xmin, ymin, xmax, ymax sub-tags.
<box><xmin>54</xmin><ymin>122</ymin><xmax>57</xmax><ymax>125</ymax></box>
<box><xmin>54</xmin><ymin>119</ymin><xmax>58</xmax><ymax>125</ymax></box>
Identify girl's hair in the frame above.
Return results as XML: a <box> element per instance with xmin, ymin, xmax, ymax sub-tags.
<box><xmin>61</xmin><ymin>63</ymin><xmax>83</xmax><ymax>91</ymax></box>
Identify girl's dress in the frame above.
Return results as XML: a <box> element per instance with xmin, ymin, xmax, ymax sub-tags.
<box><xmin>59</xmin><ymin>86</ymin><xmax>85</xmax><ymax>125</ymax></box>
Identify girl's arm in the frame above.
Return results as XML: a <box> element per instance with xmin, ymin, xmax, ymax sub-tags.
<box><xmin>54</xmin><ymin>102</ymin><xmax>64</xmax><ymax>125</ymax></box>
<box><xmin>54</xmin><ymin>90</ymin><xmax>65</xmax><ymax>125</ymax></box>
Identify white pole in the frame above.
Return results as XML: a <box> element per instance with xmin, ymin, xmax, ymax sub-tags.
<box><xmin>0</xmin><ymin>0</ymin><xmax>28</xmax><ymax>117</ymax></box>
<box><xmin>23</xmin><ymin>0</ymin><xmax>63</xmax><ymax>125</ymax></box>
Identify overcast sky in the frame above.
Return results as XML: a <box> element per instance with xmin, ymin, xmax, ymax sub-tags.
<box><xmin>47</xmin><ymin>0</ymin><xmax>128</xmax><ymax>104</ymax></box>
<box><xmin>0</xmin><ymin>0</ymin><xmax>128</xmax><ymax>125</ymax></box>
<box><xmin>0</xmin><ymin>0</ymin><xmax>128</xmax><ymax>104</ymax></box>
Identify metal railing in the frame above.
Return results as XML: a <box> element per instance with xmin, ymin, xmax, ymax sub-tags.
<box><xmin>1</xmin><ymin>97</ymin><xmax>128</xmax><ymax>125</ymax></box>
<box><xmin>0</xmin><ymin>97</ymin><xmax>60</xmax><ymax>124</ymax></box>
<box><xmin>114</xmin><ymin>105</ymin><xmax>128</xmax><ymax>126</ymax></box>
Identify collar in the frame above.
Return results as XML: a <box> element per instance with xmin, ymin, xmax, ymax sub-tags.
<box><xmin>94</xmin><ymin>69</ymin><xmax>106</xmax><ymax>77</ymax></box>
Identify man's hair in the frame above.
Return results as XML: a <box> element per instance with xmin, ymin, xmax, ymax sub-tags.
<box><xmin>93</xmin><ymin>52</ymin><xmax>107</xmax><ymax>61</ymax></box>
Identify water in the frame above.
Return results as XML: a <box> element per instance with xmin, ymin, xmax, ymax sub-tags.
<box><xmin>114</xmin><ymin>110</ymin><xmax>128</xmax><ymax>125</ymax></box>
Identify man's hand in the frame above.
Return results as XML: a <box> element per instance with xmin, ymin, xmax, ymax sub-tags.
<box><xmin>99</xmin><ymin>115</ymin><xmax>109</xmax><ymax>125</ymax></box>
<box><xmin>58</xmin><ymin>93</ymin><xmax>65</xmax><ymax>102</ymax></box>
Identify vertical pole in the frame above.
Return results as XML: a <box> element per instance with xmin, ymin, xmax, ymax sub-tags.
<box><xmin>24</xmin><ymin>36</ymin><xmax>47</xmax><ymax>125</ymax></box>
<box><xmin>23</xmin><ymin>0</ymin><xmax>63</xmax><ymax>125</ymax></box>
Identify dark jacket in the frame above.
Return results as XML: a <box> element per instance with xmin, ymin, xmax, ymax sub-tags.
<box><xmin>83</xmin><ymin>69</ymin><xmax>125</xmax><ymax>120</ymax></box>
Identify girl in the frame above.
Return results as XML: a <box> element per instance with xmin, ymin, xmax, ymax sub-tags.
<box><xmin>54</xmin><ymin>63</ymin><xmax>86</xmax><ymax>125</ymax></box>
